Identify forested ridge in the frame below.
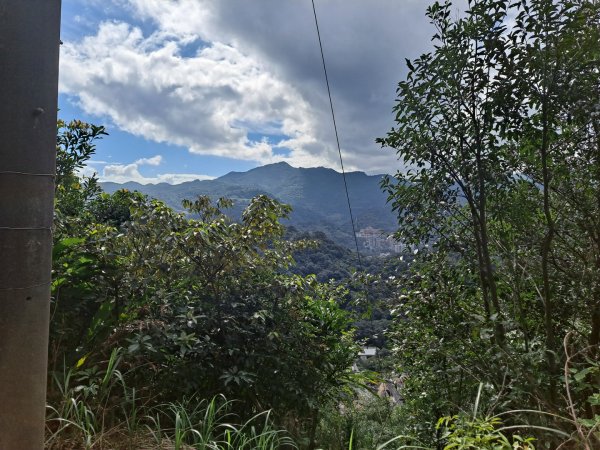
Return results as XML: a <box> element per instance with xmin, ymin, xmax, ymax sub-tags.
<box><xmin>100</xmin><ymin>162</ymin><xmax>397</xmax><ymax>250</ymax></box>
<box><xmin>44</xmin><ymin>0</ymin><xmax>600</xmax><ymax>449</ymax></box>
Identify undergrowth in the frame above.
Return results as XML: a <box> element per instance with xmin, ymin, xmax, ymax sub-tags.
<box><xmin>45</xmin><ymin>347</ymin><xmax>599</xmax><ymax>449</ymax></box>
<box><xmin>45</xmin><ymin>348</ymin><xmax>296</xmax><ymax>449</ymax></box>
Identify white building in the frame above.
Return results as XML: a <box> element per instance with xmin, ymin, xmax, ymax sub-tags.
<box><xmin>356</xmin><ymin>227</ymin><xmax>403</xmax><ymax>253</ymax></box>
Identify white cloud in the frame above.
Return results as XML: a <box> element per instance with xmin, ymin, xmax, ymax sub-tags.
<box><xmin>125</xmin><ymin>0</ymin><xmax>211</xmax><ymax>40</ymax></box>
<box><xmin>135</xmin><ymin>155</ymin><xmax>162</xmax><ymax>166</ymax></box>
<box><xmin>60</xmin><ymin>19</ymin><xmax>328</xmax><ymax>169</ymax></box>
<box><xmin>60</xmin><ymin>0</ymin><xmax>453</xmax><ymax>174</ymax></box>
<box><xmin>103</xmin><ymin>162</ymin><xmax>143</xmax><ymax>180</ymax></box>
<box><xmin>99</xmin><ymin>162</ymin><xmax>213</xmax><ymax>184</ymax></box>
<box><xmin>82</xmin><ymin>153</ymin><xmax>212</xmax><ymax>184</ymax></box>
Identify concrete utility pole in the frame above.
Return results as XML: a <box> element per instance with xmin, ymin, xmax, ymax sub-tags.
<box><xmin>0</xmin><ymin>1</ymin><xmax>62</xmax><ymax>448</ymax></box>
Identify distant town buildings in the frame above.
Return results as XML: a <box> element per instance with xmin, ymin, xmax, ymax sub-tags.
<box><xmin>358</xmin><ymin>346</ymin><xmax>378</xmax><ymax>360</ymax></box>
<box><xmin>352</xmin><ymin>346</ymin><xmax>379</xmax><ymax>372</ymax></box>
<box><xmin>355</xmin><ymin>227</ymin><xmax>404</xmax><ymax>254</ymax></box>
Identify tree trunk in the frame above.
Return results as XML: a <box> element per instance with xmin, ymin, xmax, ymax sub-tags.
<box><xmin>0</xmin><ymin>1</ymin><xmax>61</xmax><ymax>448</ymax></box>
<box><xmin>307</xmin><ymin>409</ymin><xmax>319</xmax><ymax>450</ymax></box>
<box><xmin>540</xmin><ymin>95</ymin><xmax>558</xmax><ymax>408</ymax></box>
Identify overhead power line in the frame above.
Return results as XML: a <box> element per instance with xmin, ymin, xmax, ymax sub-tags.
<box><xmin>310</xmin><ymin>0</ymin><xmax>364</xmax><ymax>270</ymax></box>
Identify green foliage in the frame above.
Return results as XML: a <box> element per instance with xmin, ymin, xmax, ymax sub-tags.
<box><xmin>48</xmin><ymin>1</ymin><xmax>600</xmax><ymax>442</ymax></box>
<box><xmin>314</xmin><ymin>392</ymin><xmax>541</xmax><ymax>450</ymax></box>
<box><xmin>286</xmin><ymin>228</ymin><xmax>403</xmax><ymax>349</ymax></box>
<box><xmin>51</xmin><ymin>188</ymin><xmax>358</xmax><ymax>422</ymax></box>
<box><xmin>316</xmin><ymin>395</ymin><xmax>406</xmax><ymax>450</ymax></box>
<box><xmin>50</xmin><ymin>118</ymin><xmax>358</xmax><ymax>446</ymax></box>
<box><xmin>377</xmin><ymin>0</ymin><xmax>600</xmax><ymax>446</ymax></box>
<box><xmin>287</xmin><ymin>229</ymin><xmax>356</xmax><ymax>282</ymax></box>
<box><xmin>55</xmin><ymin>119</ymin><xmax>107</xmax><ymax>225</ymax></box>
<box><xmin>436</xmin><ymin>415</ymin><xmax>536</xmax><ymax>450</ymax></box>
<box><xmin>46</xmin><ymin>348</ymin><xmax>296</xmax><ymax>449</ymax></box>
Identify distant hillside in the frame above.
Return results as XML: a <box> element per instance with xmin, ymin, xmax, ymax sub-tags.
<box><xmin>101</xmin><ymin>162</ymin><xmax>397</xmax><ymax>248</ymax></box>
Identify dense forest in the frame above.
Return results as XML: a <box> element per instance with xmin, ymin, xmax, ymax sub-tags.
<box><xmin>43</xmin><ymin>0</ymin><xmax>600</xmax><ymax>449</ymax></box>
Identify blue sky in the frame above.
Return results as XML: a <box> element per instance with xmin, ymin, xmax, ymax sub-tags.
<box><xmin>58</xmin><ymin>0</ymin><xmax>444</xmax><ymax>184</ymax></box>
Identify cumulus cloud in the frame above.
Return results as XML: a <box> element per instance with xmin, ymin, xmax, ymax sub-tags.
<box><xmin>139</xmin><ymin>0</ymin><xmax>437</xmax><ymax>171</ymax></box>
<box><xmin>60</xmin><ymin>19</ymin><xmax>326</xmax><ymax>168</ymax></box>
<box><xmin>60</xmin><ymin>0</ymin><xmax>459</xmax><ymax>174</ymax></box>
<box><xmin>101</xmin><ymin>164</ymin><xmax>213</xmax><ymax>184</ymax></box>
<box><xmin>135</xmin><ymin>155</ymin><xmax>162</xmax><ymax>166</ymax></box>
<box><xmin>84</xmin><ymin>154</ymin><xmax>213</xmax><ymax>184</ymax></box>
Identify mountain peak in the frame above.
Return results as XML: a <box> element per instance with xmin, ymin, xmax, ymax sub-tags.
<box><xmin>100</xmin><ymin>162</ymin><xmax>396</xmax><ymax>248</ymax></box>
<box><xmin>219</xmin><ymin>161</ymin><xmax>295</xmax><ymax>181</ymax></box>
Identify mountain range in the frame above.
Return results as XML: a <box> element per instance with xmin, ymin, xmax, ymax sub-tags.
<box><xmin>101</xmin><ymin>162</ymin><xmax>398</xmax><ymax>248</ymax></box>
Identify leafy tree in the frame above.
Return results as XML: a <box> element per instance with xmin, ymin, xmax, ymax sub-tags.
<box><xmin>49</xmin><ymin>121</ymin><xmax>358</xmax><ymax>437</ymax></box>
<box><xmin>378</xmin><ymin>0</ymin><xmax>600</xmax><ymax>445</ymax></box>
<box><xmin>54</xmin><ymin>119</ymin><xmax>106</xmax><ymax>227</ymax></box>
<box><xmin>110</xmin><ymin>194</ymin><xmax>358</xmax><ymax>421</ymax></box>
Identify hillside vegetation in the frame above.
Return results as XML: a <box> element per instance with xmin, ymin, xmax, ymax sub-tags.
<box><xmin>101</xmin><ymin>163</ymin><xmax>396</xmax><ymax>249</ymax></box>
<box><xmin>46</xmin><ymin>0</ymin><xmax>600</xmax><ymax>449</ymax></box>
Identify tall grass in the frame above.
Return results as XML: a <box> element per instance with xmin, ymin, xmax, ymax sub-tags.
<box><xmin>144</xmin><ymin>397</ymin><xmax>295</xmax><ymax>450</ymax></box>
<box><xmin>314</xmin><ymin>378</ymin><xmax>599</xmax><ymax>450</ymax></box>
<box><xmin>45</xmin><ymin>348</ymin><xmax>296</xmax><ymax>449</ymax></box>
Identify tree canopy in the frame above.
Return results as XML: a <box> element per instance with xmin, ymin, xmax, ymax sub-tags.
<box><xmin>378</xmin><ymin>0</ymin><xmax>600</xmax><ymax>446</ymax></box>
